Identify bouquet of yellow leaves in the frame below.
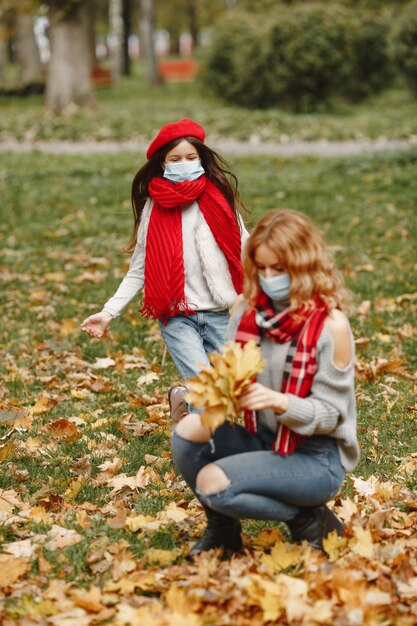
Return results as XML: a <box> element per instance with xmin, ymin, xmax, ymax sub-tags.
<box><xmin>185</xmin><ymin>340</ymin><xmax>265</xmax><ymax>433</ymax></box>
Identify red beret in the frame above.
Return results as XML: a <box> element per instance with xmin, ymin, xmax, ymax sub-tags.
<box><xmin>146</xmin><ymin>118</ymin><xmax>205</xmax><ymax>159</ymax></box>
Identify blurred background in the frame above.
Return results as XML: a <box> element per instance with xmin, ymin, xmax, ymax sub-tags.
<box><xmin>0</xmin><ymin>0</ymin><xmax>417</xmax><ymax>143</ymax></box>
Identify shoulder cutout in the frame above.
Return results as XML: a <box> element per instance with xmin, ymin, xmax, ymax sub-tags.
<box><xmin>229</xmin><ymin>294</ymin><xmax>246</xmax><ymax>317</ymax></box>
<box><xmin>324</xmin><ymin>309</ymin><xmax>352</xmax><ymax>370</ymax></box>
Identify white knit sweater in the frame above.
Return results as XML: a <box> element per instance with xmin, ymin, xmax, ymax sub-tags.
<box><xmin>103</xmin><ymin>199</ymin><xmax>249</xmax><ymax>318</ymax></box>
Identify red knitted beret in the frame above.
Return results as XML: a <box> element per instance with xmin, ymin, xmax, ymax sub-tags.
<box><xmin>146</xmin><ymin>118</ymin><xmax>205</xmax><ymax>159</ymax></box>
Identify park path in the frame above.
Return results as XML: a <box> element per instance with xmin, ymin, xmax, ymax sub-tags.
<box><xmin>0</xmin><ymin>137</ymin><xmax>415</xmax><ymax>157</ymax></box>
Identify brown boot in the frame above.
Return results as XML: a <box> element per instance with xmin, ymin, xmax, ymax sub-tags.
<box><xmin>168</xmin><ymin>385</ymin><xmax>188</xmax><ymax>422</ymax></box>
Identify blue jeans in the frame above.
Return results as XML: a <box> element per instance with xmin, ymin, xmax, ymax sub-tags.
<box><xmin>171</xmin><ymin>421</ymin><xmax>345</xmax><ymax>522</ymax></box>
<box><xmin>158</xmin><ymin>310</ymin><xmax>229</xmax><ymax>381</ymax></box>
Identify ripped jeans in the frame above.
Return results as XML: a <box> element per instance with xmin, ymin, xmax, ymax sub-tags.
<box><xmin>171</xmin><ymin>421</ymin><xmax>345</xmax><ymax>522</ymax></box>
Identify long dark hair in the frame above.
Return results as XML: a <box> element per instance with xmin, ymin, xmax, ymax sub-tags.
<box><xmin>125</xmin><ymin>136</ymin><xmax>247</xmax><ymax>252</ymax></box>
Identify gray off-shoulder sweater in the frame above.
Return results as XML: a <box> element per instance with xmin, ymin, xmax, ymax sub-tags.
<box><xmin>226</xmin><ymin>305</ymin><xmax>360</xmax><ymax>472</ymax></box>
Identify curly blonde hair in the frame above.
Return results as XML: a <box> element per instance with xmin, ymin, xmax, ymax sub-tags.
<box><xmin>243</xmin><ymin>209</ymin><xmax>350</xmax><ymax>313</ymax></box>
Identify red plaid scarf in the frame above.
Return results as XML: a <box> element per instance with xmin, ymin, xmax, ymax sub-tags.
<box><xmin>140</xmin><ymin>175</ymin><xmax>243</xmax><ymax>322</ymax></box>
<box><xmin>235</xmin><ymin>292</ymin><xmax>328</xmax><ymax>454</ymax></box>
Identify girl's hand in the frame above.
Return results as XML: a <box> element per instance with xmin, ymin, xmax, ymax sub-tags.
<box><xmin>80</xmin><ymin>311</ymin><xmax>113</xmax><ymax>339</ymax></box>
<box><xmin>239</xmin><ymin>382</ymin><xmax>289</xmax><ymax>414</ymax></box>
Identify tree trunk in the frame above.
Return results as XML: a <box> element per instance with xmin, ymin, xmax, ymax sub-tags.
<box><xmin>187</xmin><ymin>0</ymin><xmax>198</xmax><ymax>50</ymax></box>
<box><xmin>140</xmin><ymin>0</ymin><xmax>161</xmax><ymax>86</ymax></box>
<box><xmin>0</xmin><ymin>24</ymin><xmax>6</xmax><ymax>85</ymax></box>
<box><xmin>86</xmin><ymin>0</ymin><xmax>97</xmax><ymax>69</ymax></box>
<box><xmin>16</xmin><ymin>13</ymin><xmax>43</xmax><ymax>83</ymax></box>
<box><xmin>122</xmin><ymin>0</ymin><xmax>131</xmax><ymax>76</ymax></box>
<box><xmin>45</xmin><ymin>2</ymin><xmax>95</xmax><ymax>113</ymax></box>
<box><xmin>109</xmin><ymin>0</ymin><xmax>123</xmax><ymax>83</ymax></box>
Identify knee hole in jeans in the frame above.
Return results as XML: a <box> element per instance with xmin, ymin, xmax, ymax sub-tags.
<box><xmin>196</xmin><ymin>464</ymin><xmax>231</xmax><ymax>495</ymax></box>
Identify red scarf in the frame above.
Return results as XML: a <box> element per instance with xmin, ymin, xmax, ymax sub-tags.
<box><xmin>235</xmin><ymin>292</ymin><xmax>328</xmax><ymax>454</ymax></box>
<box><xmin>140</xmin><ymin>175</ymin><xmax>243</xmax><ymax>322</ymax></box>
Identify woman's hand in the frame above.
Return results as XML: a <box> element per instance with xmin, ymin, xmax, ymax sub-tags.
<box><xmin>239</xmin><ymin>382</ymin><xmax>289</xmax><ymax>414</ymax></box>
<box><xmin>80</xmin><ymin>311</ymin><xmax>113</xmax><ymax>338</ymax></box>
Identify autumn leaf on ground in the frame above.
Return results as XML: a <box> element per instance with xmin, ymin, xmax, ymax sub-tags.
<box><xmin>145</xmin><ymin>548</ymin><xmax>181</xmax><ymax>566</ymax></box>
<box><xmin>44</xmin><ymin>525</ymin><xmax>83</xmax><ymax>550</ymax></box>
<box><xmin>32</xmin><ymin>395</ymin><xmax>58</xmax><ymax>415</ymax></box>
<box><xmin>322</xmin><ymin>530</ymin><xmax>349</xmax><ymax>561</ymax></box>
<box><xmin>186</xmin><ymin>341</ymin><xmax>264</xmax><ymax>432</ymax></box>
<box><xmin>89</xmin><ymin>357</ymin><xmax>115</xmax><ymax>370</ymax></box>
<box><xmin>47</xmin><ymin>418</ymin><xmax>78</xmax><ymax>442</ymax></box>
<box><xmin>350</xmin><ymin>525</ymin><xmax>375</xmax><ymax>559</ymax></box>
<box><xmin>261</xmin><ymin>539</ymin><xmax>303</xmax><ymax>572</ymax></box>
<box><xmin>0</xmin><ymin>555</ymin><xmax>31</xmax><ymax>586</ymax></box>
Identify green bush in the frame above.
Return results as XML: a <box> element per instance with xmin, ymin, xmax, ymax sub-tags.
<box><xmin>343</xmin><ymin>11</ymin><xmax>393</xmax><ymax>102</ymax></box>
<box><xmin>393</xmin><ymin>0</ymin><xmax>417</xmax><ymax>94</ymax></box>
<box><xmin>265</xmin><ymin>3</ymin><xmax>350</xmax><ymax>111</ymax></box>
<box><xmin>199</xmin><ymin>12</ymin><xmax>269</xmax><ymax>108</ymax></box>
<box><xmin>201</xmin><ymin>2</ymin><xmax>393</xmax><ymax>111</ymax></box>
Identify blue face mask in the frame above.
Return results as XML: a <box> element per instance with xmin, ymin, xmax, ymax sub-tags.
<box><xmin>259</xmin><ymin>273</ymin><xmax>291</xmax><ymax>302</ymax></box>
<box><xmin>163</xmin><ymin>160</ymin><xmax>205</xmax><ymax>183</ymax></box>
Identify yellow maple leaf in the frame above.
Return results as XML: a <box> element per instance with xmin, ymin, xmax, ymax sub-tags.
<box><xmin>350</xmin><ymin>525</ymin><xmax>375</xmax><ymax>558</ymax></box>
<box><xmin>254</xmin><ymin>527</ymin><xmax>285</xmax><ymax>549</ymax></box>
<box><xmin>0</xmin><ymin>555</ymin><xmax>31</xmax><ymax>586</ymax></box>
<box><xmin>32</xmin><ymin>395</ymin><xmax>57</xmax><ymax>415</ymax></box>
<box><xmin>260</xmin><ymin>591</ymin><xmax>282</xmax><ymax>623</ymax></box>
<box><xmin>166</xmin><ymin>585</ymin><xmax>201</xmax><ymax>615</ymax></box>
<box><xmin>186</xmin><ymin>340</ymin><xmax>265</xmax><ymax>433</ymax></box>
<box><xmin>71</xmin><ymin>585</ymin><xmax>104</xmax><ymax>613</ymax></box>
<box><xmin>145</xmin><ymin>548</ymin><xmax>181</xmax><ymax>566</ymax></box>
<box><xmin>322</xmin><ymin>530</ymin><xmax>348</xmax><ymax>561</ymax></box>
<box><xmin>261</xmin><ymin>539</ymin><xmax>302</xmax><ymax>572</ymax></box>
<box><xmin>200</xmin><ymin>405</ymin><xmax>228</xmax><ymax>431</ymax></box>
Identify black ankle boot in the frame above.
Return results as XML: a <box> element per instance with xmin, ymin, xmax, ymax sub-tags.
<box><xmin>189</xmin><ymin>507</ymin><xmax>243</xmax><ymax>556</ymax></box>
<box><xmin>287</xmin><ymin>504</ymin><xmax>344</xmax><ymax>551</ymax></box>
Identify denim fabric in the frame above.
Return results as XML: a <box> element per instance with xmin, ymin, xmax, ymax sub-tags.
<box><xmin>158</xmin><ymin>310</ymin><xmax>229</xmax><ymax>381</ymax></box>
<box><xmin>171</xmin><ymin>421</ymin><xmax>345</xmax><ymax>522</ymax></box>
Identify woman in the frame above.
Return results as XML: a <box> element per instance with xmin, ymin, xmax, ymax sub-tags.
<box><xmin>171</xmin><ymin>209</ymin><xmax>359</xmax><ymax>554</ymax></box>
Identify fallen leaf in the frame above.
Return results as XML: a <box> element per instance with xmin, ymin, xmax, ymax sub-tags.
<box><xmin>261</xmin><ymin>539</ymin><xmax>301</xmax><ymax>571</ymax></box>
<box><xmin>47</xmin><ymin>418</ymin><xmax>78</xmax><ymax>442</ymax></box>
<box><xmin>350</xmin><ymin>525</ymin><xmax>375</xmax><ymax>559</ymax></box>
<box><xmin>45</xmin><ymin>525</ymin><xmax>82</xmax><ymax>550</ymax></box>
<box><xmin>137</xmin><ymin>372</ymin><xmax>159</xmax><ymax>386</ymax></box>
<box><xmin>71</xmin><ymin>585</ymin><xmax>104</xmax><ymax>613</ymax></box>
<box><xmin>145</xmin><ymin>548</ymin><xmax>181</xmax><ymax>566</ymax></box>
<box><xmin>0</xmin><ymin>554</ymin><xmax>30</xmax><ymax>586</ymax></box>
<box><xmin>32</xmin><ymin>395</ymin><xmax>58</xmax><ymax>415</ymax></box>
<box><xmin>90</xmin><ymin>357</ymin><xmax>116</xmax><ymax>370</ymax></box>
<box><xmin>3</xmin><ymin>539</ymin><xmax>37</xmax><ymax>559</ymax></box>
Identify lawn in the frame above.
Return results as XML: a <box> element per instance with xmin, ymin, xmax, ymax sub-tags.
<box><xmin>1</xmin><ymin>63</ymin><xmax>417</xmax><ymax>144</ymax></box>
<box><xmin>0</xmin><ymin>147</ymin><xmax>416</xmax><ymax>624</ymax></box>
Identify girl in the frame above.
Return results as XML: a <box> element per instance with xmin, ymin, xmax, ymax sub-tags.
<box><xmin>81</xmin><ymin>119</ymin><xmax>249</xmax><ymax>420</ymax></box>
<box><xmin>171</xmin><ymin>209</ymin><xmax>359</xmax><ymax>555</ymax></box>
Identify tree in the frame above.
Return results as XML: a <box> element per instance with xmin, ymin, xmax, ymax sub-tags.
<box><xmin>122</xmin><ymin>0</ymin><xmax>132</xmax><ymax>75</ymax></box>
<box><xmin>86</xmin><ymin>0</ymin><xmax>98</xmax><ymax>69</ymax></box>
<box><xmin>155</xmin><ymin>0</ymin><xmax>232</xmax><ymax>54</ymax></box>
<box><xmin>45</xmin><ymin>0</ymin><xmax>95</xmax><ymax>112</ymax></box>
<box><xmin>15</xmin><ymin>11</ymin><xmax>42</xmax><ymax>84</ymax></box>
<box><xmin>0</xmin><ymin>23</ymin><xmax>5</xmax><ymax>84</ymax></box>
<box><xmin>140</xmin><ymin>0</ymin><xmax>160</xmax><ymax>85</ymax></box>
<box><xmin>109</xmin><ymin>0</ymin><xmax>123</xmax><ymax>82</ymax></box>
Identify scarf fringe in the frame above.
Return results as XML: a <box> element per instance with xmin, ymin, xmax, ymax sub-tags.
<box><xmin>139</xmin><ymin>299</ymin><xmax>195</xmax><ymax>324</ymax></box>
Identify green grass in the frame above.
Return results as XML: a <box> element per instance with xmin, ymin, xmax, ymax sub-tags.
<box><xmin>0</xmin><ymin>147</ymin><xmax>416</xmax><ymax>592</ymax></box>
<box><xmin>1</xmin><ymin>61</ymin><xmax>417</xmax><ymax>143</ymax></box>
